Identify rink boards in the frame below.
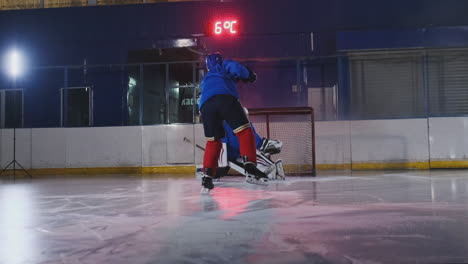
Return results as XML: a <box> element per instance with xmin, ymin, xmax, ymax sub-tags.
<box><xmin>1</xmin><ymin>117</ymin><xmax>467</xmax><ymax>173</ymax></box>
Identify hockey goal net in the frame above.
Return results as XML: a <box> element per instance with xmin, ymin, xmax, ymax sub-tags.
<box><xmin>248</xmin><ymin>107</ymin><xmax>316</xmax><ymax>176</ymax></box>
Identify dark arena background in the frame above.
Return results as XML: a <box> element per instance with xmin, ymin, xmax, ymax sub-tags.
<box><xmin>1</xmin><ymin>0</ymin><xmax>468</xmax><ymax>263</ymax></box>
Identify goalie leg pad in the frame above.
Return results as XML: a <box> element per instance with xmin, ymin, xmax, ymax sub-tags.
<box><xmin>256</xmin><ymin>150</ymin><xmax>277</xmax><ymax>179</ymax></box>
<box><xmin>275</xmin><ymin>159</ymin><xmax>286</xmax><ymax>180</ymax></box>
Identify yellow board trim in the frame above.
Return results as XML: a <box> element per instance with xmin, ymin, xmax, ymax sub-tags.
<box><xmin>317</xmin><ymin>161</ymin><xmax>468</xmax><ymax>170</ymax></box>
<box><xmin>317</xmin><ymin>164</ymin><xmax>352</xmax><ymax>170</ymax></box>
<box><xmin>352</xmin><ymin>161</ymin><xmax>430</xmax><ymax>170</ymax></box>
<box><xmin>7</xmin><ymin>166</ymin><xmax>196</xmax><ymax>176</ymax></box>
<box><xmin>27</xmin><ymin>167</ymin><xmax>141</xmax><ymax>175</ymax></box>
<box><xmin>141</xmin><ymin>166</ymin><xmax>196</xmax><ymax>174</ymax></box>
<box><xmin>316</xmin><ymin>162</ymin><xmax>429</xmax><ymax>170</ymax></box>
<box><xmin>430</xmin><ymin>160</ymin><xmax>468</xmax><ymax>169</ymax></box>
<box><xmin>4</xmin><ymin>160</ymin><xmax>468</xmax><ymax>177</ymax></box>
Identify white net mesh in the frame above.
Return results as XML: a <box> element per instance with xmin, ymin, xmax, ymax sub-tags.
<box><xmin>249</xmin><ymin>108</ymin><xmax>315</xmax><ymax>176</ymax></box>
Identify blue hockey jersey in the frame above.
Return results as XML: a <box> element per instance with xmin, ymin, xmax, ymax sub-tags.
<box><xmin>199</xmin><ymin>59</ymin><xmax>250</xmax><ymax>109</ymax></box>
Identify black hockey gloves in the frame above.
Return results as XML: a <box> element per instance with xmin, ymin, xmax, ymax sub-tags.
<box><xmin>242</xmin><ymin>67</ymin><xmax>257</xmax><ymax>83</ymax></box>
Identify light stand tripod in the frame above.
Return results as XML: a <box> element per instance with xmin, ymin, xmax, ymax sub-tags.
<box><xmin>0</xmin><ymin>79</ymin><xmax>32</xmax><ymax>181</ymax></box>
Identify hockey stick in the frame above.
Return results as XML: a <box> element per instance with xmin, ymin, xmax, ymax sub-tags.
<box><xmin>183</xmin><ymin>137</ymin><xmax>205</xmax><ymax>151</ymax></box>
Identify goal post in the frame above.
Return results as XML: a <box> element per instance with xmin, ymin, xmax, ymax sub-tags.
<box><xmin>248</xmin><ymin>107</ymin><xmax>316</xmax><ymax>176</ymax></box>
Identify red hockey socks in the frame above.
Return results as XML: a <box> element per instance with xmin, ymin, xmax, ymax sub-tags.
<box><xmin>235</xmin><ymin>127</ymin><xmax>257</xmax><ymax>164</ymax></box>
<box><xmin>203</xmin><ymin>139</ymin><xmax>222</xmax><ymax>176</ymax></box>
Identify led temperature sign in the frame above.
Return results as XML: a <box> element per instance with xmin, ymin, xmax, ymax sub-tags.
<box><xmin>213</xmin><ymin>20</ymin><xmax>238</xmax><ymax>35</ymax></box>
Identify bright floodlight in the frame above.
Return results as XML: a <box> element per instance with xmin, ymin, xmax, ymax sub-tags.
<box><xmin>4</xmin><ymin>49</ymin><xmax>24</xmax><ymax>78</ymax></box>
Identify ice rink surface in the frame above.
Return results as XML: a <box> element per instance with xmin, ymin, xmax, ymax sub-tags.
<box><xmin>1</xmin><ymin>170</ymin><xmax>468</xmax><ymax>264</ymax></box>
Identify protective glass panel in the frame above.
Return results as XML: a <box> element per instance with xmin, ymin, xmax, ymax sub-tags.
<box><xmin>62</xmin><ymin>88</ymin><xmax>90</xmax><ymax>127</ymax></box>
<box><xmin>168</xmin><ymin>63</ymin><xmax>196</xmax><ymax>124</ymax></box>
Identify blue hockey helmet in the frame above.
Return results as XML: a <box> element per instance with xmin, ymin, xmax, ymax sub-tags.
<box><xmin>206</xmin><ymin>52</ymin><xmax>223</xmax><ymax>72</ymax></box>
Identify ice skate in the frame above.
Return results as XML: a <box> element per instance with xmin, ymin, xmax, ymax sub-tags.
<box><xmin>197</xmin><ymin>166</ymin><xmax>222</xmax><ymax>182</ymax></box>
<box><xmin>201</xmin><ymin>175</ymin><xmax>214</xmax><ymax>194</ymax></box>
<box><xmin>200</xmin><ymin>168</ymin><xmax>215</xmax><ymax>194</ymax></box>
<box><xmin>244</xmin><ymin>160</ymin><xmax>269</xmax><ymax>186</ymax></box>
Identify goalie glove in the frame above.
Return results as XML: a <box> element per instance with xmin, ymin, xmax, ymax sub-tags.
<box><xmin>259</xmin><ymin>138</ymin><xmax>283</xmax><ymax>155</ymax></box>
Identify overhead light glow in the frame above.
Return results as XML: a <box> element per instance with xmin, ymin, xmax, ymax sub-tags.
<box><xmin>4</xmin><ymin>49</ymin><xmax>25</xmax><ymax>78</ymax></box>
<box><xmin>174</xmin><ymin>38</ymin><xmax>196</xmax><ymax>48</ymax></box>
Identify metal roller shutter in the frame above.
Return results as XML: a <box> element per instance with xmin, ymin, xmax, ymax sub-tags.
<box><xmin>349</xmin><ymin>51</ymin><xmax>425</xmax><ymax>119</ymax></box>
<box><xmin>428</xmin><ymin>49</ymin><xmax>468</xmax><ymax>116</ymax></box>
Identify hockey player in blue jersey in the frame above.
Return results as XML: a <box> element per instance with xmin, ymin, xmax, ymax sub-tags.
<box><xmin>199</xmin><ymin>52</ymin><xmax>266</xmax><ymax>192</ymax></box>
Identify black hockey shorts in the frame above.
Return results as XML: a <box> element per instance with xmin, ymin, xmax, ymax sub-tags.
<box><xmin>200</xmin><ymin>94</ymin><xmax>250</xmax><ymax>141</ymax></box>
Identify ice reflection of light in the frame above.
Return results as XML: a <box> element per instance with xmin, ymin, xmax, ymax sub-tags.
<box><xmin>211</xmin><ymin>188</ymin><xmax>252</xmax><ymax>220</ymax></box>
<box><xmin>166</xmin><ymin>180</ymin><xmax>182</xmax><ymax>215</ymax></box>
<box><xmin>0</xmin><ymin>185</ymin><xmax>37</xmax><ymax>264</ymax></box>
<box><xmin>430</xmin><ymin>179</ymin><xmax>435</xmax><ymax>203</ymax></box>
<box><xmin>451</xmin><ymin>179</ymin><xmax>457</xmax><ymax>200</ymax></box>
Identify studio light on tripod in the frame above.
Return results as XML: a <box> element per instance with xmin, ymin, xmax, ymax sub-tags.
<box><xmin>1</xmin><ymin>47</ymin><xmax>32</xmax><ymax>180</ymax></box>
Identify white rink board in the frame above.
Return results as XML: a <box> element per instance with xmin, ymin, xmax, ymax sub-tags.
<box><xmin>350</xmin><ymin>119</ymin><xmax>429</xmax><ymax>163</ymax></box>
<box><xmin>315</xmin><ymin>121</ymin><xmax>351</xmax><ymax>165</ymax></box>
<box><xmin>66</xmin><ymin>126</ymin><xmax>142</xmax><ymax>168</ymax></box>
<box><xmin>166</xmin><ymin>124</ymin><xmax>195</xmax><ymax>164</ymax></box>
<box><xmin>142</xmin><ymin>126</ymin><xmax>167</xmax><ymax>166</ymax></box>
<box><xmin>194</xmin><ymin>124</ymin><xmax>206</xmax><ymax>164</ymax></box>
<box><xmin>429</xmin><ymin>117</ymin><xmax>468</xmax><ymax>161</ymax></box>
<box><xmin>31</xmin><ymin>128</ymin><xmax>67</xmax><ymax>168</ymax></box>
<box><xmin>0</xmin><ymin>117</ymin><xmax>467</xmax><ymax>170</ymax></box>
